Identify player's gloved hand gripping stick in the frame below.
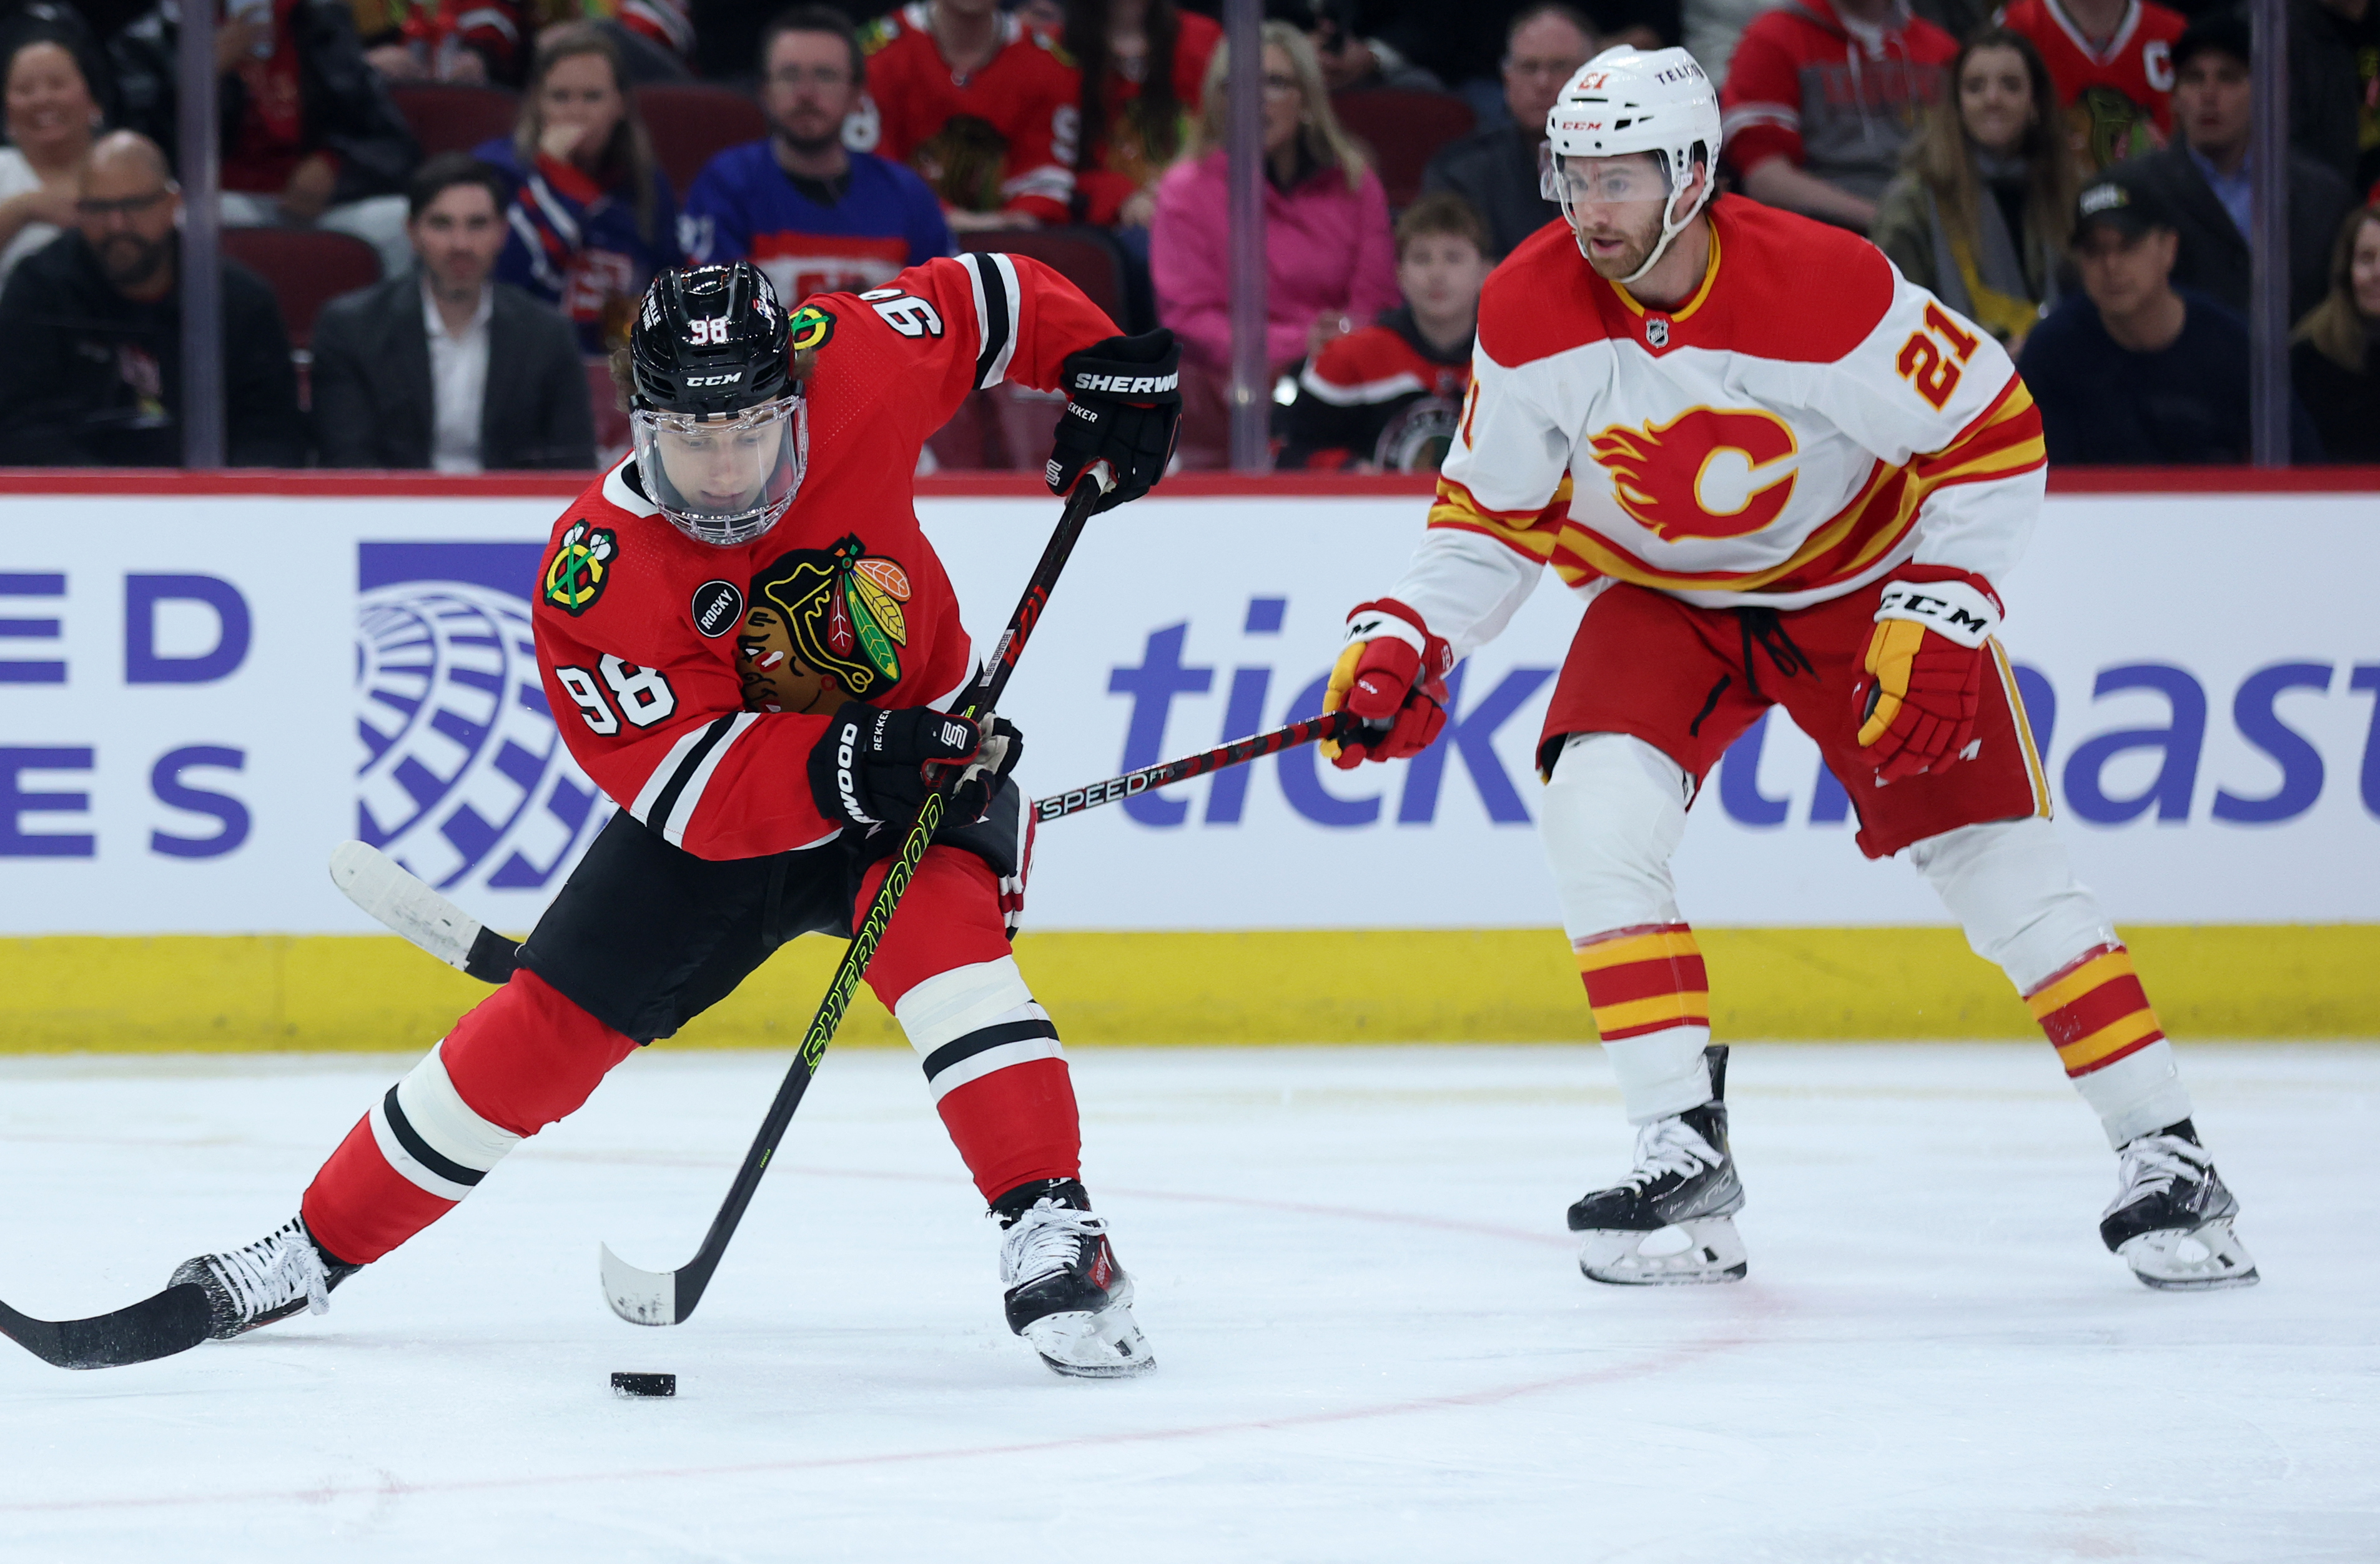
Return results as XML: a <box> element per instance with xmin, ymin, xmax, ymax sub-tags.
<box><xmin>332</xmin><ymin>708</ymin><xmax>1367</xmax><ymax>984</ymax></box>
<box><xmin>598</xmin><ymin>463</ymin><xmax>1117</xmax><ymax>1328</ymax></box>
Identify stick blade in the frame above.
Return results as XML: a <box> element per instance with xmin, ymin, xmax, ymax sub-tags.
<box><xmin>600</xmin><ymin>1244</ymin><xmax>680</xmax><ymax>1327</ymax></box>
<box><xmin>328</xmin><ymin>840</ymin><xmax>482</xmax><ymax>973</ymax></box>
<box><xmin>0</xmin><ymin>1284</ymin><xmax>214</xmax><ymax>1370</ymax></box>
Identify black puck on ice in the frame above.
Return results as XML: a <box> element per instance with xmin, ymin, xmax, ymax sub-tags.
<box><xmin>611</xmin><ymin>1371</ymin><xmax>676</xmax><ymax>1398</ymax></box>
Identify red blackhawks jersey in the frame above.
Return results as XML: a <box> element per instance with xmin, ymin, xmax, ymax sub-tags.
<box><xmin>859</xmin><ymin>4</ymin><xmax>1081</xmax><ymax>224</ymax></box>
<box><xmin>1998</xmin><ymin>0</ymin><xmax>2184</xmax><ymax>169</ymax></box>
<box><xmin>1380</xmin><ymin>199</ymin><xmax>2045</xmax><ymax>658</ymax></box>
<box><xmin>530</xmin><ymin>251</ymin><xmax>1115</xmax><ymax>859</ymax></box>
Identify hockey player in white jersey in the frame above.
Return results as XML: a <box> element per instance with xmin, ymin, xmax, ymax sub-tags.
<box><xmin>1323</xmin><ymin>46</ymin><xmax>2255</xmax><ymax>1292</ymax></box>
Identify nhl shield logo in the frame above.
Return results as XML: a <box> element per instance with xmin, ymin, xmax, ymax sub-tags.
<box><xmin>1645</xmin><ymin>317</ymin><xmax>1671</xmax><ymax>349</ymax></box>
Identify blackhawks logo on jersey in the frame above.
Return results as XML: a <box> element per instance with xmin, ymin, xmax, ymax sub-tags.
<box><xmin>746</xmin><ymin>535</ymin><xmax>912</xmax><ymax>701</ymax></box>
<box><xmin>542</xmin><ymin>522</ymin><xmax>616</xmax><ymax>615</ymax></box>
<box><xmin>788</xmin><ymin>304</ymin><xmax>836</xmax><ymax>353</ymax></box>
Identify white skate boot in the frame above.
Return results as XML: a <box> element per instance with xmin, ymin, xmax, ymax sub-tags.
<box><xmin>995</xmin><ymin>1179</ymin><xmax>1154</xmax><ymax>1378</ymax></box>
<box><xmin>1568</xmin><ymin>1045</ymin><xmax>1747</xmax><ymax>1285</ymax></box>
<box><xmin>169</xmin><ymin>1215</ymin><xmax>361</xmax><ymax>1340</ymax></box>
<box><xmin>2101</xmin><ymin>1121</ymin><xmax>2259</xmax><ymax>1290</ymax></box>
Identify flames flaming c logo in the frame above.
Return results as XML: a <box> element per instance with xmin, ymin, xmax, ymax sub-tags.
<box><xmin>1588</xmin><ymin>408</ymin><xmax>1799</xmax><ymax>542</ymax></box>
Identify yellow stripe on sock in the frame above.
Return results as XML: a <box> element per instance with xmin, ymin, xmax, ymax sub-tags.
<box><xmin>2055</xmin><ymin>1009</ymin><xmax>2163</xmax><ymax>1072</ymax></box>
<box><xmin>1590</xmin><ymin>992</ymin><xmax>1712</xmax><ymax>1036</ymax></box>
<box><xmin>2027</xmin><ymin>948</ymin><xmax>2135</xmax><ymax>1020</ymax></box>
<box><xmin>1575</xmin><ymin>929</ymin><xmax>1700</xmax><ymax>973</ymax></box>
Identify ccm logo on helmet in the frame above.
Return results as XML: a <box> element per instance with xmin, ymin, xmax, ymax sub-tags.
<box><xmin>686</xmin><ymin>372</ymin><xmax>743</xmax><ymax>387</ymax></box>
<box><xmin>1071</xmin><ymin>372</ymin><xmax>1179</xmax><ymax>394</ymax></box>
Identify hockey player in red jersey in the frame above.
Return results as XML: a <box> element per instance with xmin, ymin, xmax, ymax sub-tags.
<box><xmin>166</xmin><ymin>256</ymin><xmax>1183</xmax><ymax>1377</ymax></box>
<box><xmin>861</xmin><ymin>0</ymin><xmax>1080</xmax><ymax>226</ymax></box>
<box><xmin>1998</xmin><ymin>0</ymin><xmax>2185</xmax><ymax>171</ymax></box>
<box><xmin>1325</xmin><ymin>47</ymin><xmax>2256</xmax><ymax>1292</ymax></box>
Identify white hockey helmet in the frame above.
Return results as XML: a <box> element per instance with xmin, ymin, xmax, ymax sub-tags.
<box><xmin>1540</xmin><ymin>46</ymin><xmax>1722</xmax><ymax>285</ymax></box>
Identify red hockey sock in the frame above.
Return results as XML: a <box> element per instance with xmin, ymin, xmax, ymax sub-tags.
<box><xmin>301</xmin><ymin>969</ymin><xmax>637</xmax><ymax>1265</ymax></box>
<box><xmin>2026</xmin><ymin>942</ymin><xmax>2165</xmax><ymax>1078</ymax></box>
<box><xmin>860</xmin><ymin>848</ymin><xmax>1083</xmax><ymax>1202</ymax></box>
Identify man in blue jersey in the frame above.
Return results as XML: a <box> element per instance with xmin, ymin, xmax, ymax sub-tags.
<box><xmin>679</xmin><ymin>5</ymin><xmax>954</xmax><ymax>305</ymax></box>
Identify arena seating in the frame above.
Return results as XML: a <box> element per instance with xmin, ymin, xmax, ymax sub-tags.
<box><xmin>389</xmin><ymin>83</ymin><xmax>522</xmax><ymax>160</ymax></box>
<box><xmin>1330</xmin><ymin>88</ymin><xmax>1477</xmax><ymax>209</ymax></box>
<box><xmin>638</xmin><ymin>83</ymin><xmax>769</xmax><ymax>195</ymax></box>
<box><xmin>220</xmin><ymin>228</ymin><xmax>384</xmax><ymax>352</ymax></box>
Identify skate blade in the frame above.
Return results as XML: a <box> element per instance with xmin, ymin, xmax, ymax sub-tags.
<box><xmin>1020</xmin><ymin>1302</ymin><xmax>1155</xmax><ymax>1378</ymax></box>
<box><xmin>2119</xmin><ymin>1219</ymin><xmax>2260</xmax><ymax>1291</ymax></box>
<box><xmin>1579</xmin><ymin>1216</ymin><xmax>1747</xmax><ymax>1287</ymax></box>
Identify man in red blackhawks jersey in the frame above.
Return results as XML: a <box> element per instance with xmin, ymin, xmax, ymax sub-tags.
<box><xmin>1325</xmin><ymin>47</ymin><xmax>2256</xmax><ymax>1292</ymax></box>
<box><xmin>166</xmin><ymin>256</ymin><xmax>1182</xmax><ymax>1378</ymax></box>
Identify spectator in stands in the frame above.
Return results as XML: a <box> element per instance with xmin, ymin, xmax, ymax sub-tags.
<box><xmin>1278</xmin><ymin>191</ymin><xmax>1489</xmax><ymax>470</ymax></box>
<box><xmin>1151</xmin><ymin>21</ymin><xmax>1398</xmax><ymax>378</ymax></box>
<box><xmin>1997</xmin><ymin>0</ymin><xmax>2185</xmax><ymax>173</ymax></box>
<box><xmin>312</xmin><ymin>154</ymin><xmax>596</xmax><ymax>470</ymax></box>
<box><xmin>1873</xmin><ymin>29</ymin><xmax>2076</xmax><ymax>352</ymax></box>
<box><xmin>1062</xmin><ymin>0</ymin><xmax>1220</xmax><ymax>229</ymax></box>
<box><xmin>2113</xmin><ymin>12</ymin><xmax>2353</xmax><ymax>323</ymax></box>
<box><xmin>683</xmin><ymin>6</ymin><xmax>950</xmax><ymax>304</ymax></box>
<box><xmin>355</xmin><ymin>0</ymin><xmax>691</xmax><ymax>88</ymax></box>
<box><xmin>862</xmin><ymin>0</ymin><xmax>1081</xmax><ymax>229</ymax></box>
<box><xmin>1270</xmin><ymin>0</ymin><xmax>1444</xmax><ymax>93</ymax></box>
<box><xmin>0</xmin><ymin>131</ymin><xmax>304</xmax><ymax>465</ymax></box>
<box><xmin>1686</xmin><ymin>0</ymin><xmax>1774</xmax><ymax>89</ymax></box>
<box><xmin>1422</xmin><ymin>4</ymin><xmax>1594</xmax><ymax>258</ymax></box>
<box><xmin>477</xmin><ymin>22</ymin><xmax>680</xmax><ymax>353</ymax></box>
<box><xmin>2287</xmin><ymin>0</ymin><xmax>2373</xmax><ymax>191</ymax></box>
<box><xmin>2020</xmin><ymin>170</ymin><xmax>2321</xmax><ymax>463</ymax></box>
<box><xmin>110</xmin><ymin>0</ymin><xmax>421</xmax><ymax>275</ymax></box>
<box><xmin>2289</xmin><ymin>202</ymin><xmax>2380</xmax><ymax>460</ymax></box>
<box><xmin>0</xmin><ymin>27</ymin><xmax>101</xmax><ymax>291</ymax></box>
<box><xmin>1719</xmin><ymin>0</ymin><xmax>1957</xmax><ymax>230</ymax></box>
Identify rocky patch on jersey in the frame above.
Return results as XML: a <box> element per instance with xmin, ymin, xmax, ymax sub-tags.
<box><xmin>745</xmin><ymin>535</ymin><xmax>912</xmax><ymax>705</ymax></box>
<box><xmin>541</xmin><ymin>523</ymin><xmax>616</xmax><ymax>616</ymax></box>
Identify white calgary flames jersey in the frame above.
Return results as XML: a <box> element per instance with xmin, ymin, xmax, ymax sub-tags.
<box><xmin>1383</xmin><ymin>198</ymin><xmax>2048</xmax><ymax>659</ymax></box>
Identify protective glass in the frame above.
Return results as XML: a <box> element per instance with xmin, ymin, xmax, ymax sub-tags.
<box><xmin>631</xmin><ymin>395</ymin><xmax>807</xmax><ymax>548</ymax></box>
<box><xmin>1541</xmin><ymin>150</ymin><xmax>1674</xmax><ymax>221</ymax></box>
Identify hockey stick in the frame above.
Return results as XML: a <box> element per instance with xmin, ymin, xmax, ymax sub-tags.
<box><xmin>333</xmin><ymin>711</ymin><xmax>1369</xmax><ymax>982</ymax></box>
<box><xmin>600</xmin><ymin>467</ymin><xmax>1114</xmax><ymax>1327</ymax></box>
<box><xmin>0</xmin><ymin>1285</ymin><xmax>214</xmax><ymax>1370</ymax></box>
<box><xmin>1030</xmin><ymin>709</ymin><xmax>1363</xmax><ymax>823</ymax></box>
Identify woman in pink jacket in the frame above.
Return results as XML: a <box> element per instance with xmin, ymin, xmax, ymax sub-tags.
<box><xmin>1151</xmin><ymin>19</ymin><xmax>1398</xmax><ymax>455</ymax></box>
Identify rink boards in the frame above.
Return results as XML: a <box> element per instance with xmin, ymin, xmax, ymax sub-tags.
<box><xmin>1</xmin><ymin>474</ymin><xmax>2375</xmax><ymax>1047</ymax></box>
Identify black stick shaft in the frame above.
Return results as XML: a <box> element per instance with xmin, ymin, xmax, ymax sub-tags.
<box><xmin>1032</xmin><ymin>711</ymin><xmax>1363</xmax><ymax>823</ymax></box>
<box><xmin>661</xmin><ymin>476</ymin><xmax>1109</xmax><ymax>1322</ymax></box>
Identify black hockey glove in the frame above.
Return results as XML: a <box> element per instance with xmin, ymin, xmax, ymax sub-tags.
<box><xmin>1047</xmin><ymin>327</ymin><xmax>1181</xmax><ymax>514</ymax></box>
<box><xmin>806</xmin><ymin>704</ymin><xmax>1026</xmax><ymax>831</ymax></box>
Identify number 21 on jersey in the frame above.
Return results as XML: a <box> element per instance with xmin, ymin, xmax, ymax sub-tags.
<box><xmin>1895</xmin><ymin>304</ymin><xmax>1981</xmax><ymax>410</ymax></box>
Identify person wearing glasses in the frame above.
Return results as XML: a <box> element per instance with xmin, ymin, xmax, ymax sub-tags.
<box><xmin>0</xmin><ymin>130</ymin><xmax>303</xmax><ymax>467</ymax></box>
<box><xmin>680</xmin><ymin>5</ymin><xmax>953</xmax><ymax>309</ymax></box>
<box><xmin>1422</xmin><ymin>4</ymin><xmax>1598</xmax><ymax>259</ymax></box>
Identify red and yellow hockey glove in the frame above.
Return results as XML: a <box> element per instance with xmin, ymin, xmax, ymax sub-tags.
<box><xmin>1852</xmin><ymin>567</ymin><xmax>2002</xmax><ymax>782</ymax></box>
<box><xmin>1321</xmin><ymin>598</ymin><xmax>1453</xmax><ymax>770</ymax></box>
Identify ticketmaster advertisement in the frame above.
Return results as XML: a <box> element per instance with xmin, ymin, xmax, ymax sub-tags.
<box><xmin>1</xmin><ymin>488</ymin><xmax>2374</xmax><ymax>936</ymax></box>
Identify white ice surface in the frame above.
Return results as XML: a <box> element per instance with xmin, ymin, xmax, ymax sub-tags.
<box><xmin>1</xmin><ymin>1043</ymin><xmax>2373</xmax><ymax>1563</ymax></box>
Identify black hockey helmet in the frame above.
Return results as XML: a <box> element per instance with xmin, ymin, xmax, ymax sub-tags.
<box><xmin>628</xmin><ymin>261</ymin><xmax>794</xmax><ymax>416</ymax></box>
<box><xmin>626</xmin><ymin>263</ymin><xmax>807</xmax><ymax>547</ymax></box>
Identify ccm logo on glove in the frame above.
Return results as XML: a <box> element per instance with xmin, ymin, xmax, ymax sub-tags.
<box><xmin>1854</xmin><ymin>568</ymin><xmax>2003</xmax><ymax>782</ymax></box>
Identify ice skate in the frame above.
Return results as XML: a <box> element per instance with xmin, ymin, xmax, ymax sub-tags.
<box><xmin>2101</xmin><ymin>1122</ymin><xmax>2259</xmax><ymax>1290</ymax></box>
<box><xmin>995</xmin><ymin>1180</ymin><xmax>1153</xmax><ymax>1378</ymax></box>
<box><xmin>1569</xmin><ymin>1045</ymin><xmax>1746</xmax><ymax>1285</ymax></box>
<box><xmin>169</xmin><ymin>1216</ymin><xmax>360</xmax><ymax>1340</ymax></box>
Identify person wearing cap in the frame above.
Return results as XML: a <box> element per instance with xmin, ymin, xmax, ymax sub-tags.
<box><xmin>2018</xmin><ymin>168</ymin><xmax>2321</xmax><ymax>462</ymax></box>
<box><xmin>2109</xmin><ymin>11</ymin><xmax>2351</xmax><ymax>322</ymax></box>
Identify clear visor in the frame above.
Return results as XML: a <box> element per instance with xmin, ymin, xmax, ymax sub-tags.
<box><xmin>631</xmin><ymin>395</ymin><xmax>807</xmax><ymax>548</ymax></box>
<box><xmin>1540</xmin><ymin>149</ymin><xmax>1676</xmax><ymax>222</ymax></box>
